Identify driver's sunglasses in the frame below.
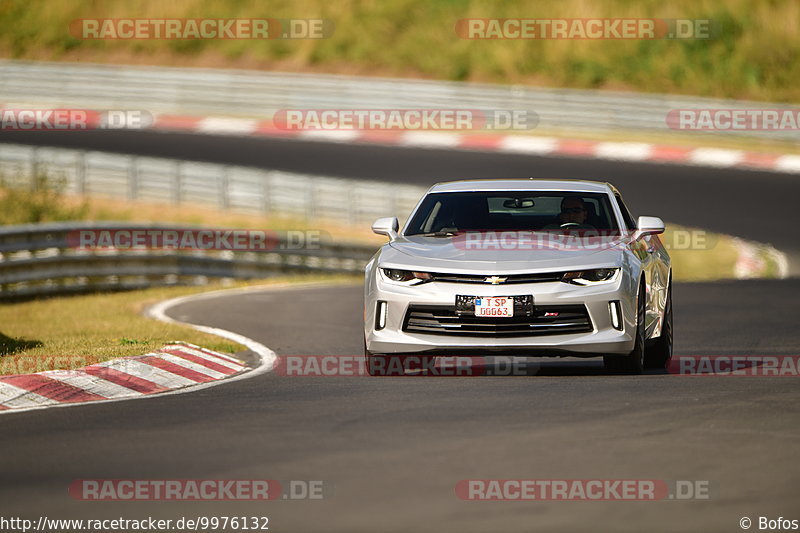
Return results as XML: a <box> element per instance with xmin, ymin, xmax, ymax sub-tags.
<box><xmin>562</xmin><ymin>207</ymin><xmax>585</xmax><ymax>213</ymax></box>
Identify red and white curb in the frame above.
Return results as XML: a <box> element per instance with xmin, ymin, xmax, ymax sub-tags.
<box><xmin>0</xmin><ymin>342</ymin><xmax>247</xmax><ymax>412</ymax></box>
<box><xmin>144</xmin><ymin>114</ymin><xmax>800</xmax><ymax>175</ymax></box>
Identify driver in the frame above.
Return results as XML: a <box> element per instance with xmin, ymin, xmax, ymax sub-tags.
<box><xmin>542</xmin><ymin>196</ymin><xmax>594</xmax><ymax>230</ymax></box>
<box><xmin>559</xmin><ymin>196</ymin><xmax>588</xmax><ymax>225</ymax></box>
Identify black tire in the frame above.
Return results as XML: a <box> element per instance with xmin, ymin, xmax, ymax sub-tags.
<box><xmin>645</xmin><ymin>278</ymin><xmax>673</xmax><ymax>369</ymax></box>
<box><xmin>604</xmin><ymin>279</ymin><xmax>646</xmax><ymax>375</ymax></box>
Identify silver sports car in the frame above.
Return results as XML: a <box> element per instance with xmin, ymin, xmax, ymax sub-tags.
<box><xmin>363</xmin><ymin>179</ymin><xmax>672</xmax><ymax>375</ymax></box>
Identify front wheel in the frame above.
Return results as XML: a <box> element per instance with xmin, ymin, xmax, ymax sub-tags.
<box><xmin>604</xmin><ymin>279</ymin><xmax>645</xmax><ymax>375</ymax></box>
<box><xmin>645</xmin><ymin>279</ymin><xmax>673</xmax><ymax>369</ymax></box>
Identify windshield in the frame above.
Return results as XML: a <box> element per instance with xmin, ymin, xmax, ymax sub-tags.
<box><xmin>404</xmin><ymin>191</ymin><xmax>621</xmax><ymax>235</ymax></box>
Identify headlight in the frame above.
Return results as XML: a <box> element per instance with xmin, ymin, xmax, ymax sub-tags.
<box><xmin>381</xmin><ymin>268</ymin><xmax>432</xmax><ymax>284</ymax></box>
<box><xmin>561</xmin><ymin>268</ymin><xmax>620</xmax><ymax>285</ymax></box>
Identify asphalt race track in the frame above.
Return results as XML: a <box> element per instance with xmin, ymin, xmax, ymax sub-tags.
<box><xmin>1</xmin><ymin>131</ymin><xmax>799</xmax><ymax>532</ymax></box>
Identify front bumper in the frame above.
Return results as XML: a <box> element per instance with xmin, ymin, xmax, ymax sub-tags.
<box><xmin>365</xmin><ymin>273</ymin><xmax>637</xmax><ymax>356</ymax></box>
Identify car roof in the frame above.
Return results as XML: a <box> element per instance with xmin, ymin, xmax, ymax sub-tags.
<box><xmin>428</xmin><ymin>179</ymin><xmax>614</xmax><ymax>194</ymax></box>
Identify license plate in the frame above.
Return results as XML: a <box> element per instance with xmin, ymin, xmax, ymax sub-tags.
<box><xmin>474</xmin><ymin>296</ymin><xmax>514</xmax><ymax>318</ymax></box>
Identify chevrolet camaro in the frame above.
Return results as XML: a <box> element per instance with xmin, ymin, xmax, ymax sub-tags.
<box><xmin>363</xmin><ymin>179</ymin><xmax>672</xmax><ymax>375</ymax></box>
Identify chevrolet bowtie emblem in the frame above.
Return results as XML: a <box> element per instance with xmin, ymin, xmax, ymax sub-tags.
<box><xmin>484</xmin><ymin>276</ymin><xmax>507</xmax><ymax>284</ymax></box>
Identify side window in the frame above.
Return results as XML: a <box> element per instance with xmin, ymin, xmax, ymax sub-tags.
<box><xmin>614</xmin><ymin>193</ymin><xmax>637</xmax><ymax>230</ymax></box>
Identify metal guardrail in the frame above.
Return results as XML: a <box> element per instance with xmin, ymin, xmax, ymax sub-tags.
<box><xmin>0</xmin><ymin>222</ymin><xmax>377</xmax><ymax>300</ymax></box>
<box><xmin>0</xmin><ymin>143</ymin><xmax>427</xmax><ymax>225</ymax></box>
<box><xmin>1</xmin><ymin>60</ymin><xmax>797</xmax><ymax>142</ymax></box>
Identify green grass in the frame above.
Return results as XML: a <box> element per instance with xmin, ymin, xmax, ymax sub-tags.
<box><xmin>0</xmin><ymin>0</ymin><xmax>797</xmax><ymax>102</ymax></box>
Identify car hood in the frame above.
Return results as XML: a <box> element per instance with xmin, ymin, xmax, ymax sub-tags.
<box><xmin>382</xmin><ymin>235</ymin><xmax>627</xmax><ymax>273</ymax></box>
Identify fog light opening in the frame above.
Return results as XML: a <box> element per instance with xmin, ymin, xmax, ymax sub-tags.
<box><xmin>609</xmin><ymin>301</ymin><xmax>622</xmax><ymax>330</ymax></box>
<box><xmin>376</xmin><ymin>301</ymin><xmax>387</xmax><ymax>330</ymax></box>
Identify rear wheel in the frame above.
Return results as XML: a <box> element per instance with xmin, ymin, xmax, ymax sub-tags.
<box><xmin>645</xmin><ymin>279</ymin><xmax>673</xmax><ymax>369</ymax></box>
<box><xmin>604</xmin><ymin>279</ymin><xmax>645</xmax><ymax>374</ymax></box>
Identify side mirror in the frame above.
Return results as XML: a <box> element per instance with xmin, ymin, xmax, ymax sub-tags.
<box><xmin>633</xmin><ymin>216</ymin><xmax>665</xmax><ymax>241</ymax></box>
<box><xmin>372</xmin><ymin>217</ymin><xmax>399</xmax><ymax>240</ymax></box>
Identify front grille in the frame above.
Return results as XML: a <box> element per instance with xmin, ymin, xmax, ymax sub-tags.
<box><xmin>403</xmin><ymin>304</ymin><xmax>593</xmax><ymax>337</ymax></box>
<box><xmin>430</xmin><ymin>272</ymin><xmax>563</xmax><ymax>284</ymax></box>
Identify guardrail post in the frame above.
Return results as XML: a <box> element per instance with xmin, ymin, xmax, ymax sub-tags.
<box><xmin>219</xmin><ymin>166</ymin><xmax>230</xmax><ymax>210</ymax></box>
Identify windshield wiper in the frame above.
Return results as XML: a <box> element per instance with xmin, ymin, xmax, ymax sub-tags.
<box><xmin>412</xmin><ymin>231</ymin><xmax>458</xmax><ymax>237</ymax></box>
